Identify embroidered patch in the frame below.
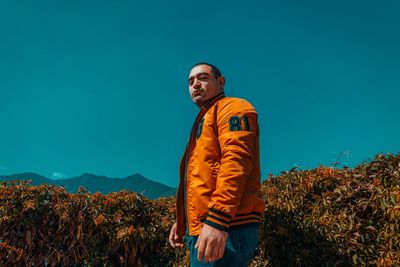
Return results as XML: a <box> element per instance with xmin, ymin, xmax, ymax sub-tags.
<box><xmin>229</xmin><ymin>115</ymin><xmax>250</xmax><ymax>131</ymax></box>
<box><xmin>242</xmin><ymin>115</ymin><xmax>250</xmax><ymax>131</ymax></box>
<box><xmin>229</xmin><ymin>116</ymin><xmax>242</xmax><ymax>131</ymax></box>
<box><xmin>196</xmin><ymin>118</ymin><xmax>205</xmax><ymax>139</ymax></box>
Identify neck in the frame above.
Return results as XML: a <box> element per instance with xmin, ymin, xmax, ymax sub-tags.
<box><xmin>197</xmin><ymin>92</ymin><xmax>225</xmax><ymax>109</ymax></box>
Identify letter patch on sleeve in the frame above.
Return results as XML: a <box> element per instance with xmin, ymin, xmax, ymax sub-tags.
<box><xmin>229</xmin><ymin>115</ymin><xmax>250</xmax><ymax>131</ymax></box>
<box><xmin>229</xmin><ymin>116</ymin><xmax>242</xmax><ymax>131</ymax></box>
<box><xmin>196</xmin><ymin>118</ymin><xmax>205</xmax><ymax>139</ymax></box>
<box><xmin>242</xmin><ymin>115</ymin><xmax>250</xmax><ymax>131</ymax></box>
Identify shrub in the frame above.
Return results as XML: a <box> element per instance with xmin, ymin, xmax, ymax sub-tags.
<box><xmin>0</xmin><ymin>153</ymin><xmax>399</xmax><ymax>266</ymax></box>
<box><xmin>251</xmin><ymin>153</ymin><xmax>400</xmax><ymax>267</ymax></box>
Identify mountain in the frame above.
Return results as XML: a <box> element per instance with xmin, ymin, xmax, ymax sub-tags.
<box><xmin>0</xmin><ymin>172</ymin><xmax>54</xmax><ymax>185</ymax></box>
<box><xmin>0</xmin><ymin>172</ymin><xmax>176</xmax><ymax>199</ymax></box>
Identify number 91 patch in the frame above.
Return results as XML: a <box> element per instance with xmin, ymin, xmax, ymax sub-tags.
<box><xmin>229</xmin><ymin>115</ymin><xmax>250</xmax><ymax>131</ymax></box>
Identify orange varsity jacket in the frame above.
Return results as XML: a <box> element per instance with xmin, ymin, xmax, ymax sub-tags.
<box><xmin>176</xmin><ymin>92</ymin><xmax>265</xmax><ymax>237</ymax></box>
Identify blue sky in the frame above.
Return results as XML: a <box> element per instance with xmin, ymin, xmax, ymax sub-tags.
<box><xmin>0</xmin><ymin>0</ymin><xmax>399</xmax><ymax>187</ymax></box>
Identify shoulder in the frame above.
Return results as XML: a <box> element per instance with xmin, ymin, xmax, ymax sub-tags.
<box><xmin>212</xmin><ymin>97</ymin><xmax>259</xmax><ymax>133</ymax></box>
<box><xmin>216</xmin><ymin>97</ymin><xmax>257</xmax><ymax>115</ymax></box>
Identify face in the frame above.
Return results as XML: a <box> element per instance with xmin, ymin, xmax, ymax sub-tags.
<box><xmin>188</xmin><ymin>64</ymin><xmax>225</xmax><ymax>107</ymax></box>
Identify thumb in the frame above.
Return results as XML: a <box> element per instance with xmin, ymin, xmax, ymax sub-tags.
<box><xmin>174</xmin><ymin>233</ymin><xmax>181</xmax><ymax>242</ymax></box>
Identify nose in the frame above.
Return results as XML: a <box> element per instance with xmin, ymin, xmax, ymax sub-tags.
<box><xmin>193</xmin><ymin>79</ymin><xmax>201</xmax><ymax>89</ymax></box>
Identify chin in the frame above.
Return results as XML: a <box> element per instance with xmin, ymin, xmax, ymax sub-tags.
<box><xmin>193</xmin><ymin>96</ymin><xmax>203</xmax><ymax>102</ymax></box>
<box><xmin>193</xmin><ymin>99</ymin><xmax>205</xmax><ymax>107</ymax></box>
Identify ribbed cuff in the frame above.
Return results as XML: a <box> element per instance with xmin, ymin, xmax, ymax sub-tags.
<box><xmin>203</xmin><ymin>208</ymin><xmax>232</xmax><ymax>232</ymax></box>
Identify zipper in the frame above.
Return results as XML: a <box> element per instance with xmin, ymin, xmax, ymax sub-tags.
<box><xmin>183</xmin><ymin>144</ymin><xmax>190</xmax><ymax>232</ymax></box>
<box><xmin>183</xmin><ymin>93</ymin><xmax>225</xmax><ymax>235</ymax></box>
<box><xmin>183</xmin><ymin>112</ymin><xmax>203</xmax><ymax>234</ymax></box>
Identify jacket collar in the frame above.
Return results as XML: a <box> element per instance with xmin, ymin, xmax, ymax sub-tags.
<box><xmin>189</xmin><ymin>92</ymin><xmax>225</xmax><ymax>140</ymax></box>
<box><xmin>201</xmin><ymin>92</ymin><xmax>225</xmax><ymax>110</ymax></box>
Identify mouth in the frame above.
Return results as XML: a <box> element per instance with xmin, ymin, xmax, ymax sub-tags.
<box><xmin>193</xmin><ymin>90</ymin><xmax>204</xmax><ymax>97</ymax></box>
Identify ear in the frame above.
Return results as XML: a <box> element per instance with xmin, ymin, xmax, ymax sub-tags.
<box><xmin>218</xmin><ymin>76</ymin><xmax>226</xmax><ymax>88</ymax></box>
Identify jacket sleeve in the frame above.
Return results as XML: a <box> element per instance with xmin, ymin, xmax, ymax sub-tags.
<box><xmin>203</xmin><ymin>99</ymin><xmax>259</xmax><ymax>232</ymax></box>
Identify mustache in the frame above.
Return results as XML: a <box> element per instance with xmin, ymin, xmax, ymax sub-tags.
<box><xmin>193</xmin><ymin>88</ymin><xmax>205</xmax><ymax>94</ymax></box>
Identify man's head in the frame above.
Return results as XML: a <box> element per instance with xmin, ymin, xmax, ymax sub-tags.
<box><xmin>188</xmin><ymin>63</ymin><xmax>225</xmax><ymax>108</ymax></box>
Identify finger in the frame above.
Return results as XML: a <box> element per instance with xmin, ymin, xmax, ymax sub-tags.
<box><xmin>216</xmin><ymin>241</ymin><xmax>225</xmax><ymax>260</ymax></box>
<box><xmin>168</xmin><ymin>234</ymin><xmax>175</xmax><ymax>247</ymax></box>
<box><xmin>204</xmin><ymin>240</ymin><xmax>215</xmax><ymax>263</ymax></box>
<box><xmin>195</xmin><ymin>226</ymin><xmax>204</xmax><ymax>249</ymax></box>
<box><xmin>197</xmin><ymin>238</ymin><xmax>206</xmax><ymax>262</ymax></box>
<box><xmin>175</xmin><ymin>236</ymin><xmax>183</xmax><ymax>248</ymax></box>
<box><xmin>168</xmin><ymin>224</ymin><xmax>177</xmax><ymax>247</ymax></box>
<box><xmin>174</xmin><ymin>233</ymin><xmax>180</xmax><ymax>245</ymax></box>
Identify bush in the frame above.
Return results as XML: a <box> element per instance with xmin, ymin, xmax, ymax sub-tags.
<box><xmin>0</xmin><ymin>184</ymin><xmax>185</xmax><ymax>266</ymax></box>
<box><xmin>0</xmin><ymin>153</ymin><xmax>399</xmax><ymax>266</ymax></box>
<box><xmin>251</xmin><ymin>153</ymin><xmax>400</xmax><ymax>267</ymax></box>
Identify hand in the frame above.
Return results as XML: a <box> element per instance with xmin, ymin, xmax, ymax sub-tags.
<box><xmin>195</xmin><ymin>224</ymin><xmax>228</xmax><ymax>263</ymax></box>
<box><xmin>169</xmin><ymin>222</ymin><xmax>184</xmax><ymax>248</ymax></box>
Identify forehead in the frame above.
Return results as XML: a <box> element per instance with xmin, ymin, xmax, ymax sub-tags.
<box><xmin>189</xmin><ymin>65</ymin><xmax>213</xmax><ymax>78</ymax></box>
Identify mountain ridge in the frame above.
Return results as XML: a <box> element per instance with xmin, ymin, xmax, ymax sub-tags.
<box><xmin>0</xmin><ymin>172</ymin><xmax>175</xmax><ymax>199</ymax></box>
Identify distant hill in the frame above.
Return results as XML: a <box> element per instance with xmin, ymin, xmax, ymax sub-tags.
<box><xmin>0</xmin><ymin>172</ymin><xmax>176</xmax><ymax>199</ymax></box>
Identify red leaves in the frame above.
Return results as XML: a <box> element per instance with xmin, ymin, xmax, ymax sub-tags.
<box><xmin>1</xmin><ymin>153</ymin><xmax>399</xmax><ymax>266</ymax></box>
<box><xmin>93</xmin><ymin>214</ymin><xmax>106</xmax><ymax>226</ymax></box>
<box><xmin>0</xmin><ymin>182</ymin><xmax>183</xmax><ymax>266</ymax></box>
<box><xmin>256</xmin><ymin>153</ymin><xmax>400</xmax><ymax>266</ymax></box>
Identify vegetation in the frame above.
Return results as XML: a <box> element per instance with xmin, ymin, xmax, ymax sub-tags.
<box><xmin>0</xmin><ymin>153</ymin><xmax>399</xmax><ymax>266</ymax></box>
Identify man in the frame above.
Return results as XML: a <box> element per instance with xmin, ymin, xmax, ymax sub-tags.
<box><xmin>169</xmin><ymin>63</ymin><xmax>265</xmax><ymax>266</ymax></box>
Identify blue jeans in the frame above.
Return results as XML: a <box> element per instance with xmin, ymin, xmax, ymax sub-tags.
<box><xmin>185</xmin><ymin>225</ymin><xmax>259</xmax><ymax>267</ymax></box>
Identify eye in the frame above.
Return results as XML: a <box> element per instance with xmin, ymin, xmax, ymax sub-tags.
<box><xmin>198</xmin><ymin>74</ymin><xmax>209</xmax><ymax>80</ymax></box>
